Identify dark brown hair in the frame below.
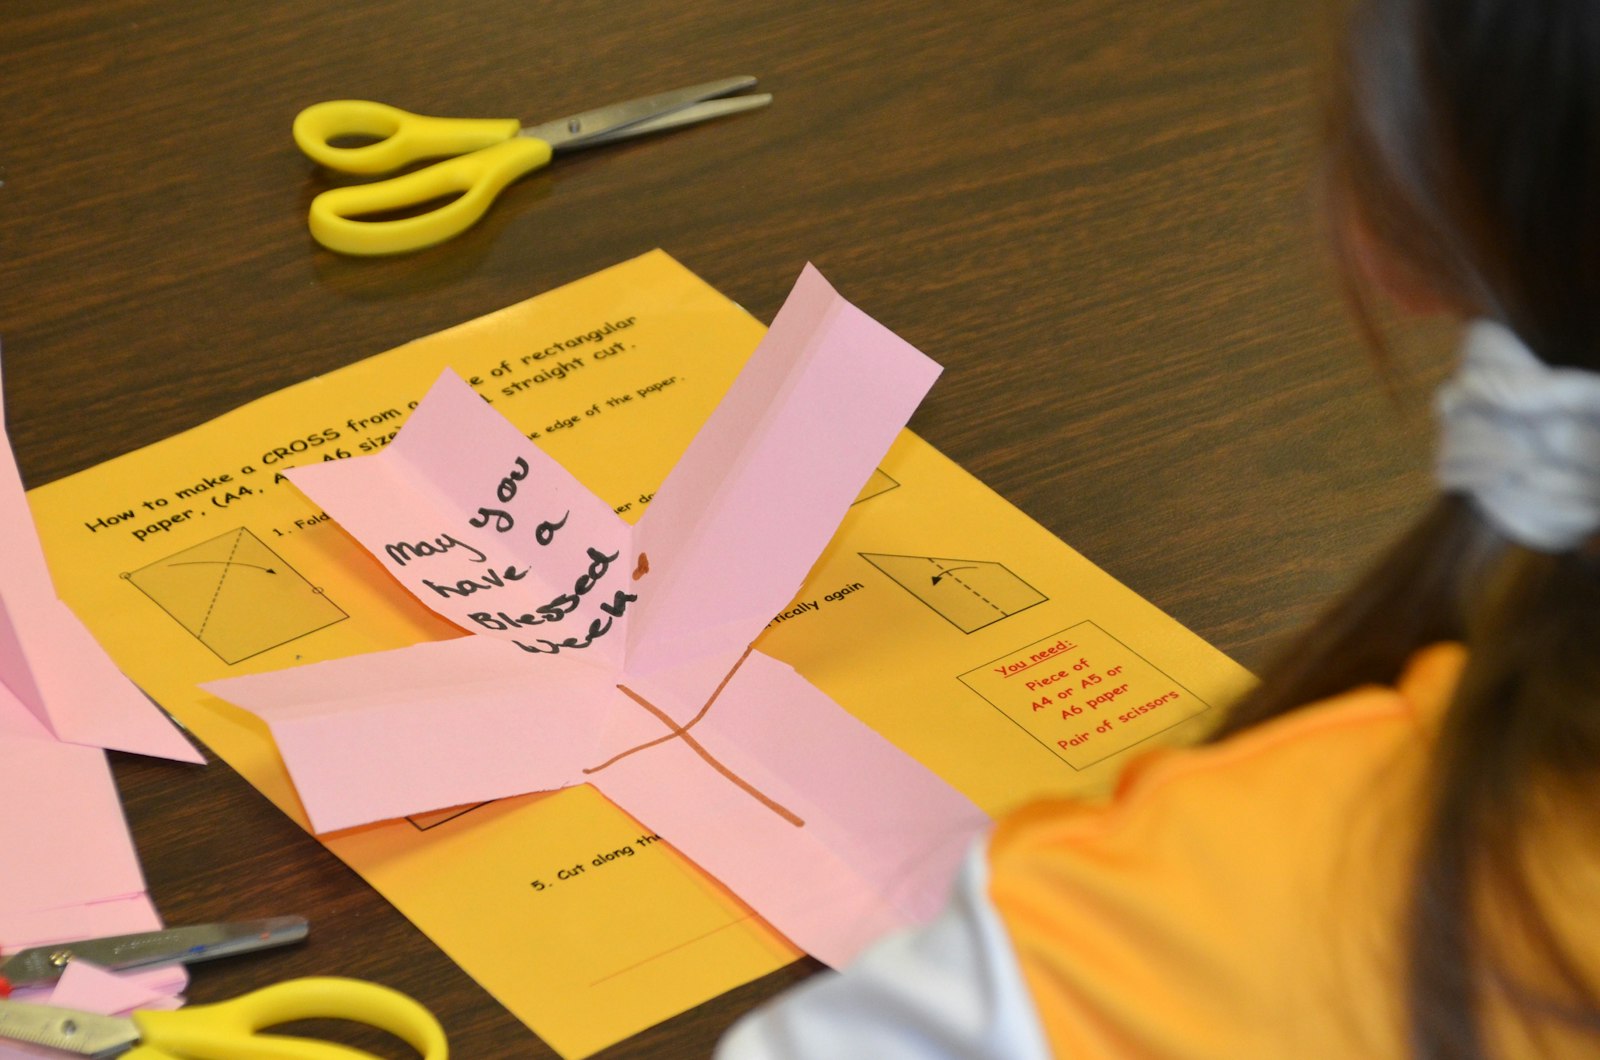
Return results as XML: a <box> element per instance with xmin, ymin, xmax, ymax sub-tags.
<box><xmin>1213</xmin><ymin>1</ymin><xmax>1600</xmax><ymax>1055</ymax></box>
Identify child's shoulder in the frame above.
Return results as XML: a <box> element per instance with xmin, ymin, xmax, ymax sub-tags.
<box><xmin>981</xmin><ymin>644</ymin><xmax>1468</xmax><ymax>1056</ymax></box>
<box><xmin>993</xmin><ymin>641</ymin><xmax>1467</xmax><ymax>856</ymax></box>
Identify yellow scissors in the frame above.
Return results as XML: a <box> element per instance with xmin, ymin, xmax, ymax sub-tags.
<box><xmin>293</xmin><ymin>75</ymin><xmax>771</xmax><ymax>256</ymax></box>
<box><xmin>0</xmin><ymin>976</ymin><xmax>446</xmax><ymax>1058</ymax></box>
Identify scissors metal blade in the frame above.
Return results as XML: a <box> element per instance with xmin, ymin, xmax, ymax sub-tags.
<box><xmin>523</xmin><ymin>75</ymin><xmax>767</xmax><ymax>150</ymax></box>
<box><xmin>0</xmin><ymin>917</ymin><xmax>308</xmax><ymax>990</ymax></box>
<box><xmin>0</xmin><ymin>998</ymin><xmax>137</xmax><ymax>1058</ymax></box>
<box><xmin>571</xmin><ymin>94</ymin><xmax>772</xmax><ymax>148</ymax></box>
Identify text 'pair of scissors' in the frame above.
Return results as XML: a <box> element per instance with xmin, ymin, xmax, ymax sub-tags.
<box><xmin>0</xmin><ymin>976</ymin><xmax>446</xmax><ymax>1058</ymax></box>
<box><xmin>293</xmin><ymin>75</ymin><xmax>772</xmax><ymax>256</ymax></box>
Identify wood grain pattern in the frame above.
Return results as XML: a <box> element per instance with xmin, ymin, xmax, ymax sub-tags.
<box><xmin>0</xmin><ymin>1</ymin><xmax>1448</xmax><ymax>1055</ymax></box>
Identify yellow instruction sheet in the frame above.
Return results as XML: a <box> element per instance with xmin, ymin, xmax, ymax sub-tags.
<box><xmin>29</xmin><ymin>251</ymin><xmax>1254</xmax><ymax>1058</ymax></box>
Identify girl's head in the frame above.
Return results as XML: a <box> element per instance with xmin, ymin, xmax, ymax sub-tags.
<box><xmin>1327</xmin><ymin>0</ymin><xmax>1600</xmax><ymax>370</ymax></box>
<box><xmin>1220</xmin><ymin>3</ymin><xmax>1600</xmax><ymax>1056</ymax></box>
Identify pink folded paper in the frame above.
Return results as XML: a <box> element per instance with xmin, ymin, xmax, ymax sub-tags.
<box><xmin>0</xmin><ymin>719</ymin><xmax>186</xmax><ymax>1033</ymax></box>
<box><xmin>0</xmin><ymin>355</ymin><xmax>188</xmax><ymax>1022</ymax></box>
<box><xmin>43</xmin><ymin>960</ymin><xmax>187</xmax><ymax>1014</ymax></box>
<box><xmin>0</xmin><ymin>357</ymin><xmax>199</xmax><ymax>764</ymax></box>
<box><xmin>207</xmin><ymin>266</ymin><xmax>989</xmax><ymax>966</ymax></box>
<box><xmin>0</xmin><ymin>692</ymin><xmax>175</xmax><ymax>994</ymax></box>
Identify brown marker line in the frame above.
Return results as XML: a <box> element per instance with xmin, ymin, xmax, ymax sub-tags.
<box><xmin>607</xmin><ymin>684</ymin><xmax>804</xmax><ymax>828</ymax></box>
<box><xmin>583</xmin><ymin>727</ymin><xmax>683</xmax><ymax>773</ymax></box>
<box><xmin>583</xmin><ymin>645</ymin><xmax>755</xmax><ymax>773</ymax></box>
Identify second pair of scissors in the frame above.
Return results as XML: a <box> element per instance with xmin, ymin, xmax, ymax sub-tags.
<box><xmin>0</xmin><ymin>975</ymin><xmax>445</xmax><ymax>1058</ymax></box>
<box><xmin>0</xmin><ymin>918</ymin><xmax>308</xmax><ymax>995</ymax></box>
<box><xmin>293</xmin><ymin>75</ymin><xmax>772</xmax><ymax>256</ymax></box>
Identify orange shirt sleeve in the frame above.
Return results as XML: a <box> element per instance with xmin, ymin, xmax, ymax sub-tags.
<box><xmin>985</xmin><ymin>645</ymin><xmax>1467</xmax><ymax>1058</ymax></box>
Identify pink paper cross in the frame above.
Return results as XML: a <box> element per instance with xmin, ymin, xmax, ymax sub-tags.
<box><xmin>207</xmin><ymin>267</ymin><xmax>988</xmax><ymax>967</ymax></box>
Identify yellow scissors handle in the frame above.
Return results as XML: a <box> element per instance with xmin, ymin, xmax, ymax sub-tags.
<box><xmin>292</xmin><ymin>100</ymin><xmax>521</xmax><ymax>175</ymax></box>
<box><xmin>305</xmin><ymin>135</ymin><xmax>553</xmax><ymax>255</ymax></box>
<box><xmin>125</xmin><ymin>976</ymin><xmax>447</xmax><ymax>1060</ymax></box>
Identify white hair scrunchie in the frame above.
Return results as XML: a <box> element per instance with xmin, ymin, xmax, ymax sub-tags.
<box><xmin>1436</xmin><ymin>320</ymin><xmax>1600</xmax><ymax>552</ymax></box>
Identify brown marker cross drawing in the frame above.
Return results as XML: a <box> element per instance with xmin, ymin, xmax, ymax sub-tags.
<box><xmin>582</xmin><ymin>644</ymin><xmax>805</xmax><ymax>828</ymax></box>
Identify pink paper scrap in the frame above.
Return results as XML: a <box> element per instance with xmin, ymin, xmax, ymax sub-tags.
<box><xmin>0</xmin><ymin>353</ymin><xmax>199</xmax><ymax>763</ymax></box>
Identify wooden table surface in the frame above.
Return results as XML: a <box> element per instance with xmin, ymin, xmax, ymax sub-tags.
<box><xmin>0</xmin><ymin>1</ymin><xmax>1448</xmax><ymax>1055</ymax></box>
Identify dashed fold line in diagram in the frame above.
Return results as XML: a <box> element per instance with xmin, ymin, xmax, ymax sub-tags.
<box><xmin>860</xmin><ymin>553</ymin><xmax>1046</xmax><ymax>633</ymax></box>
<box><xmin>124</xmin><ymin>528</ymin><xmax>347</xmax><ymax>664</ymax></box>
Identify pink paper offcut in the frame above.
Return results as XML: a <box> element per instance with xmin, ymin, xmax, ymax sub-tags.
<box><xmin>45</xmin><ymin>960</ymin><xmax>187</xmax><ymax>1015</ymax></box>
<box><xmin>0</xmin><ymin>355</ymin><xmax>199</xmax><ymax>764</ymax></box>
<box><xmin>0</xmin><ymin>692</ymin><xmax>150</xmax><ymax>933</ymax></box>
<box><xmin>0</xmin><ymin>692</ymin><xmax>173</xmax><ymax>1006</ymax></box>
